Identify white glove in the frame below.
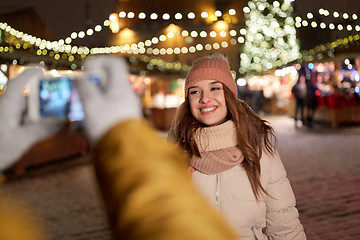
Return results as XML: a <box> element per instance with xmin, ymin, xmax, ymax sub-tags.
<box><xmin>0</xmin><ymin>68</ymin><xmax>61</xmax><ymax>171</ymax></box>
<box><xmin>76</xmin><ymin>55</ymin><xmax>142</xmax><ymax>144</ymax></box>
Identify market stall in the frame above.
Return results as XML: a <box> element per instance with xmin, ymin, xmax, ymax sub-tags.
<box><xmin>243</xmin><ymin>66</ymin><xmax>298</xmax><ymax>115</ymax></box>
<box><xmin>135</xmin><ymin>75</ymin><xmax>184</xmax><ymax>130</ymax></box>
<box><xmin>311</xmin><ymin>59</ymin><xmax>360</xmax><ymax>128</ymax></box>
<box><xmin>315</xmin><ymin>94</ymin><xmax>360</xmax><ymax>128</ymax></box>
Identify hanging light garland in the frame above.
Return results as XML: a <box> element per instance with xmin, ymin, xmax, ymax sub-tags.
<box><xmin>2</xmin><ymin>4</ymin><xmax>360</xmax><ymax>71</ymax></box>
<box><xmin>301</xmin><ymin>34</ymin><xmax>360</xmax><ymax>62</ymax></box>
<box><xmin>0</xmin><ymin>22</ymin><xmax>90</xmax><ymax>59</ymax></box>
<box><xmin>114</xmin><ymin>9</ymin><xmax>238</xmax><ymax>21</ymax></box>
<box><xmin>0</xmin><ymin>22</ymin><xmax>194</xmax><ymax>72</ymax></box>
<box><xmin>55</xmin><ymin>8</ymin><xmax>239</xmax><ymax>42</ymax></box>
<box><xmin>1</xmin><ymin>21</ymin><xmax>248</xmax><ymax>62</ymax></box>
<box><xmin>2</xmin><ymin>5</ymin><xmax>355</xmax><ymax>50</ymax></box>
<box><xmin>294</xmin><ymin>17</ymin><xmax>360</xmax><ymax>32</ymax></box>
<box><xmin>90</xmin><ymin>26</ymin><xmax>246</xmax><ymax>56</ymax></box>
<box><xmin>294</xmin><ymin>7</ymin><xmax>360</xmax><ymax>32</ymax></box>
<box><xmin>56</xmin><ymin>6</ymin><xmax>360</xmax><ymax>45</ymax></box>
<box><xmin>131</xmin><ymin>55</ymin><xmax>191</xmax><ymax>74</ymax></box>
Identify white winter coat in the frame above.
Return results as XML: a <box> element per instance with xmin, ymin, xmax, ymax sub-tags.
<box><xmin>192</xmin><ymin>150</ymin><xmax>306</xmax><ymax>240</ymax></box>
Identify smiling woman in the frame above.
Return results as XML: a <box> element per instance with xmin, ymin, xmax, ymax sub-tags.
<box><xmin>168</xmin><ymin>52</ymin><xmax>307</xmax><ymax>240</ymax></box>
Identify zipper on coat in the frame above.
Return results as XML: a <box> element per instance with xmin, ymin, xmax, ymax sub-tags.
<box><xmin>215</xmin><ymin>173</ymin><xmax>220</xmax><ymax>209</ymax></box>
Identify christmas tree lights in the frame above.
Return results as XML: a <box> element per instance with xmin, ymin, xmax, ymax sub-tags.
<box><xmin>240</xmin><ymin>0</ymin><xmax>301</xmax><ymax>76</ymax></box>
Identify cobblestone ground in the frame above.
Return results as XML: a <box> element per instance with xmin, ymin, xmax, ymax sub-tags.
<box><xmin>0</xmin><ymin>156</ymin><xmax>113</xmax><ymax>240</ymax></box>
<box><xmin>264</xmin><ymin>115</ymin><xmax>360</xmax><ymax>240</ymax></box>
<box><xmin>0</xmin><ymin>115</ymin><xmax>359</xmax><ymax>240</ymax></box>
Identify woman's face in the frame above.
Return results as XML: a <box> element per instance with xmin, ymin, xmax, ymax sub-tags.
<box><xmin>188</xmin><ymin>80</ymin><xmax>228</xmax><ymax>126</ymax></box>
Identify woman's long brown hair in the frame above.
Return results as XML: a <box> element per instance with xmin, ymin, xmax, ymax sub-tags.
<box><xmin>171</xmin><ymin>85</ymin><xmax>277</xmax><ymax>200</ymax></box>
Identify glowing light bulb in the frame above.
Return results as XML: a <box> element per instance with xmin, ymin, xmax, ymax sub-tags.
<box><xmin>201</xmin><ymin>12</ymin><xmax>208</xmax><ymax>18</ymax></box>
<box><xmin>188</xmin><ymin>12</ymin><xmax>195</xmax><ymax>19</ymax></box>
<box><xmin>150</xmin><ymin>13</ymin><xmax>158</xmax><ymax>20</ymax></box>
<box><xmin>87</xmin><ymin>29</ymin><xmax>94</xmax><ymax>35</ymax></box>
<box><xmin>119</xmin><ymin>11</ymin><xmax>126</xmax><ymax>18</ymax></box>
<box><xmin>175</xmin><ymin>13</ymin><xmax>182</xmax><ymax>20</ymax></box>
<box><xmin>163</xmin><ymin>13</ymin><xmax>170</xmax><ymax>20</ymax></box>
<box><xmin>109</xmin><ymin>13</ymin><xmax>117</xmax><ymax>21</ymax></box>
<box><xmin>138</xmin><ymin>12</ymin><xmax>146</xmax><ymax>19</ymax></box>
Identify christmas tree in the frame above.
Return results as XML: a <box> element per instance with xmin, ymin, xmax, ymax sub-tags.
<box><xmin>240</xmin><ymin>0</ymin><xmax>301</xmax><ymax>76</ymax></box>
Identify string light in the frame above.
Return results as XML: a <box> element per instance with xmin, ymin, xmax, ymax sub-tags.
<box><xmin>301</xmin><ymin>33</ymin><xmax>360</xmax><ymax>62</ymax></box>
<box><xmin>0</xmin><ymin>22</ymin><xmax>88</xmax><ymax>64</ymax></box>
<box><xmin>298</xmin><ymin>8</ymin><xmax>360</xmax><ymax>33</ymax></box>
<box><xmin>175</xmin><ymin>13</ymin><xmax>182</xmax><ymax>20</ymax></box>
<box><xmin>162</xmin><ymin>13</ymin><xmax>170</xmax><ymax>20</ymax></box>
<box><xmin>229</xmin><ymin>9</ymin><xmax>236</xmax><ymax>16</ymax></box>
<box><xmin>187</xmin><ymin>12</ymin><xmax>195</xmax><ymax>19</ymax></box>
<box><xmin>2</xmin><ymin>5</ymin><xmax>360</xmax><ymax>73</ymax></box>
<box><xmin>215</xmin><ymin>10</ymin><xmax>222</xmax><ymax>17</ymax></box>
<box><xmin>119</xmin><ymin>11</ymin><xmax>126</xmax><ymax>18</ymax></box>
<box><xmin>240</xmin><ymin>0</ymin><xmax>300</xmax><ymax>75</ymax></box>
<box><xmin>127</xmin><ymin>12</ymin><xmax>135</xmax><ymax>18</ymax></box>
<box><xmin>5</xmin><ymin>6</ymin><xmax>356</xmax><ymax>56</ymax></box>
<box><xmin>150</xmin><ymin>13</ymin><xmax>158</xmax><ymax>20</ymax></box>
<box><xmin>139</xmin><ymin>12</ymin><xmax>146</xmax><ymax>19</ymax></box>
<box><xmin>201</xmin><ymin>12</ymin><xmax>208</xmax><ymax>18</ymax></box>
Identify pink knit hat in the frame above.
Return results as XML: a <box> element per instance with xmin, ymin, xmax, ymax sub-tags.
<box><xmin>185</xmin><ymin>56</ymin><xmax>238</xmax><ymax>98</ymax></box>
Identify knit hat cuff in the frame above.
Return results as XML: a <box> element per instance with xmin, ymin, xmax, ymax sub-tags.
<box><xmin>185</xmin><ymin>58</ymin><xmax>237</xmax><ymax>98</ymax></box>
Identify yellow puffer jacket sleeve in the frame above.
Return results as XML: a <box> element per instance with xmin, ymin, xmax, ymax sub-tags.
<box><xmin>93</xmin><ymin>119</ymin><xmax>236</xmax><ymax>240</ymax></box>
<box><xmin>0</xmin><ymin>197</ymin><xmax>48</xmax><ymax>240</ymax></box>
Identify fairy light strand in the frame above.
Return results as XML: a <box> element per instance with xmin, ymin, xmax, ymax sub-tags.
<box><xmin>1</xmin><ymin>5</ymin><xmax>360</xmax><ymax>69</ymax></box>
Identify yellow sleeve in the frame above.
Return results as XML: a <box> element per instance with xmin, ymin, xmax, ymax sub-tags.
<box><xmin>0</xmin><ymin>197</ymin><xmax>48</xmax><ymax>240</ymax></box>
<box><xmin>93</xmin><ymin>119</ymin><xmax>236</xmax><ymax>240</ymax></box>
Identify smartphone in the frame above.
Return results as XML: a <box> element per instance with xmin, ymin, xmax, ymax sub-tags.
<box><xmin>27</xmin><ymin>72</ymin><xmax>84</xmax><ymax>122</ymax></box>
<box><xmin>39</xmin><ymin>76</ymin><xmax>84</xmax><ymax>121</ymax></box>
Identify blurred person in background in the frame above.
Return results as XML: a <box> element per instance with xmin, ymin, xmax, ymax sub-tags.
<box><xmin>169</xmin><ymin>52</ymin><xmax>306</xmax><ymax>240</ymax></box>
<box><xmin>305</xmin><ymin>73</ymin><xmax>319</xmax><ymax>128</ymax></box>
<box><xmin>0</xmin><ymin>56</ymin><xmax>236</xmax><ymax>240</ymax></box>
<box><xmin>292</xmin><ymin>73</ymin><xmax>307</xmax><ymax>128</ymax></box>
